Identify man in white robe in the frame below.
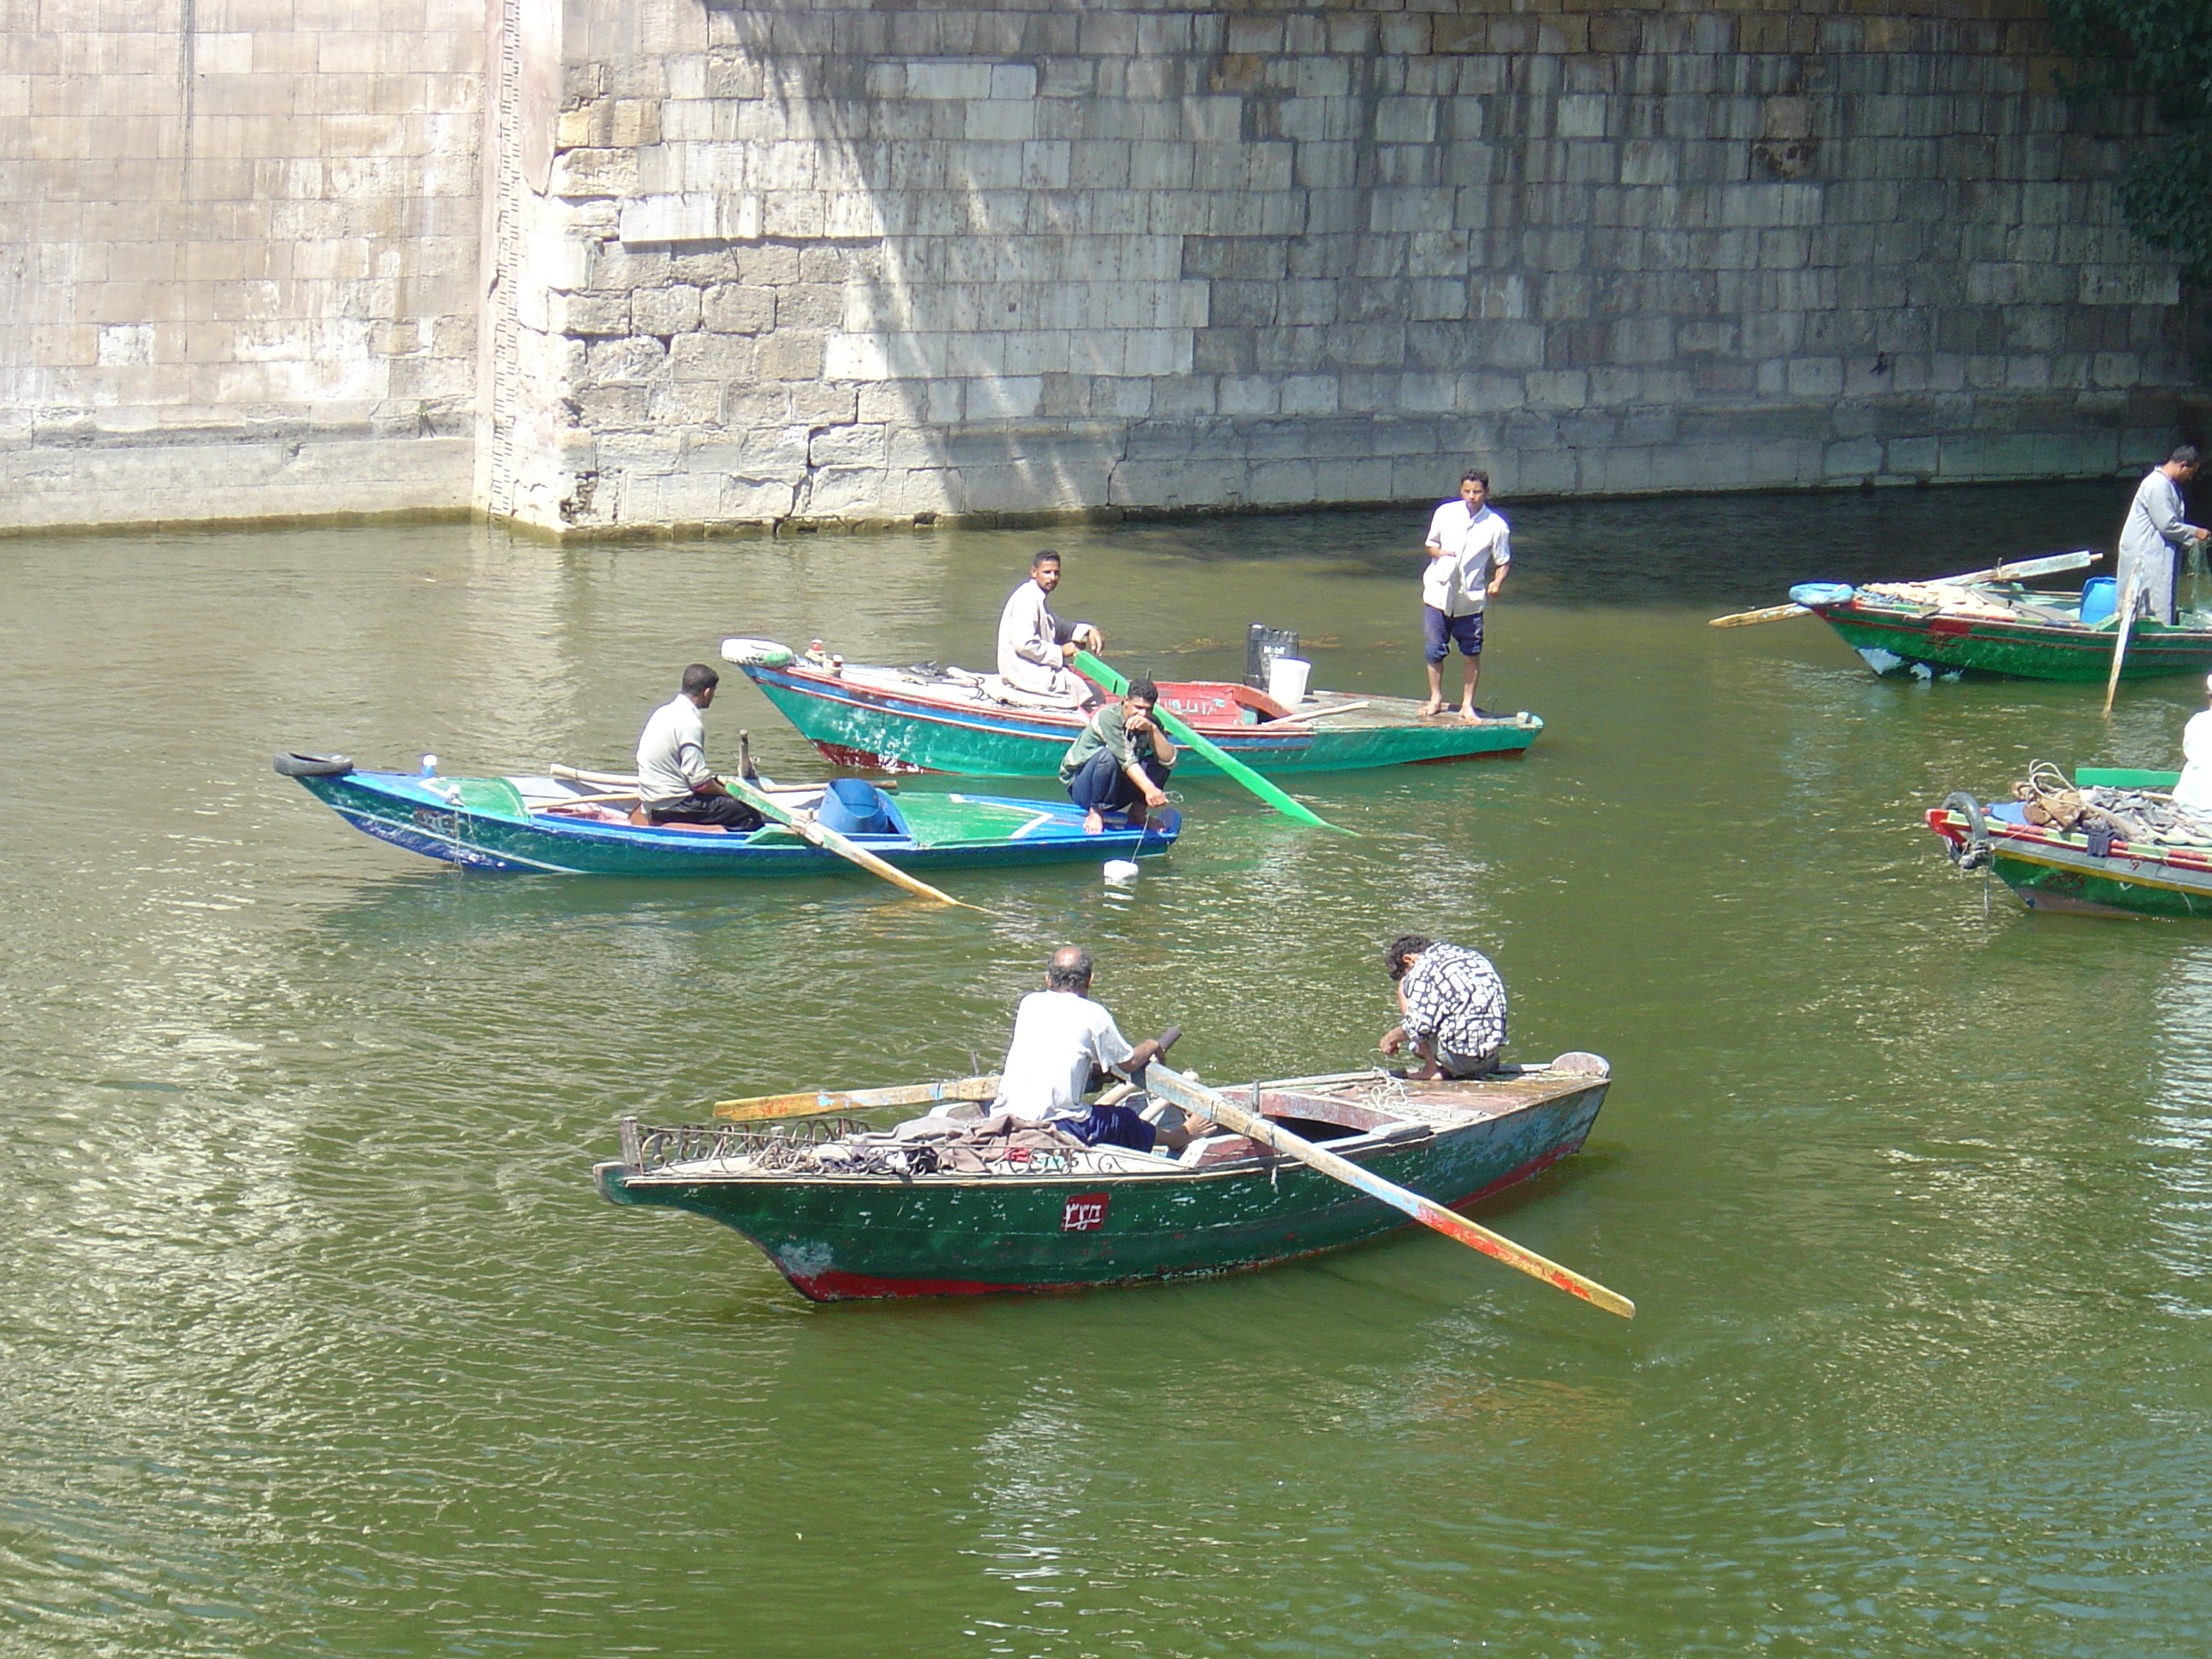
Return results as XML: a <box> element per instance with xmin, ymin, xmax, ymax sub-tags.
<box><xmin>2117</xmin><ymin>445</ymin><xmax>2207</xmax><ymax>625</ymax></box>
<box><xmin>995</xmin><ymin>549</ymin><xmax>1100</xmax><ymax>698</ymax></box>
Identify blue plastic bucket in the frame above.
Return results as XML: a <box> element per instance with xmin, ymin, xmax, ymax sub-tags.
<box><xmin>816</xmin><ymin>778</ymin><xmax>893</xmax><ymax>835</ymax></box>
<box><xmin>2080</xmin><ymin>576</ymin><xmax>2117</xmax><ymax>626</ymax></box>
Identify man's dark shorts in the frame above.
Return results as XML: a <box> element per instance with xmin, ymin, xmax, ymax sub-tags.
<box><xmin>645</xmin><ymin>794</ymin><xmax>765</xmax><ymax>831</ymax></box>
<box><xmin>1423</xmin><ymin>605</ymin><xmax>1484</xmax><ymax>664</ymax></box>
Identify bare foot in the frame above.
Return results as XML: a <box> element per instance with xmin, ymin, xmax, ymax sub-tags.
<box><xmin>1459</xmin><ymin>705</ymin><xmax>1481</xmax><ymax>724</ymax></box>
<box><xmin>1083</xmin><ymin>810</ymin><xmax>1104</xmax><ymax>834</ymax></box>
<box><xmin>1418</xmin><ymin>699</ymin><xmax>1445</xmax><ymax>716</ymax></box>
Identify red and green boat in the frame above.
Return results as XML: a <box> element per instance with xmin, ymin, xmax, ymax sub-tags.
<box><xmin>719</xmin><ymin>638</ymin><xmax>1542</xmax><ymax>777</ymax></box>
<box><xmin>1747</xmin><ymin>550</ymin><xmax>2212</xmax><ymax>682</ymax></box>
<box><xmin>592</xmin><ymin>1055</ymin><xmax>1611</xmax><ymax>1301</ymax></box>
<box><xmin>1928</xmin><ymin>767</ymin><xmax>2212</xmax><ymax>919</ymax></box>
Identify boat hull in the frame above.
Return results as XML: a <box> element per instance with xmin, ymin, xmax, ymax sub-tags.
<box><xmin>1928</xmin><ymin>803</ymin><xmax>2212</xmax><ymax>920</ymax></box>
<box><xmin>742</xmin><ymin>662</ymin><xmax>1541</xmax><ymax>777</ymax></box>
<box><xmin>294</xmin><ymin>770</ymin><xmax>1177</xmax><ymax>876</ymax></box>
<box><xmin>595</xmin><ymin>1077</ymin><xmax>1607</xmax><ymax>1299</ymax></box>
<box><xmin>1814</xmin><ymin>602</ymin><xmax>2212</xmax><ymax>682</ymax></box>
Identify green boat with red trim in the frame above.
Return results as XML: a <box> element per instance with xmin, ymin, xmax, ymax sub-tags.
<box><xmin>1785</xmin><ymin>570</ymin><xmax>2212</xmax><ymax>683</ymax></box>
<box><xmin>593</xmin><ymin>1055</ymin><xmax>1611</xmax><ymax>1301</ymax></box>
<box><xmin>1928</xmin><ymin>767</ymin><xmax>2212</xmax><ymax>919</ymax></box>
<box><xmin>719</xmin><ymin>637</ymin><xmax>1541</xmax><ymax>777</ymax></box>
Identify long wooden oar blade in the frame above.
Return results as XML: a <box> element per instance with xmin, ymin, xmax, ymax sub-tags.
<box><xmin>1934</xmin><ymin>549</ymin><xmax>2099</xmax><ymax>587</ymax></box>
<box><xmin>1146</xmin><ymin>1064</ymin><xmax>1632</xmax><ymax>1318</ymax></box>
<box><xmin>1708</xmin><ymin>602</ymin><xmax>1810</xmax><ymax>628</ymax></box>
<box><xmin>724</xmin><ymin>776</ymin><xmax>981</xmax><ymax>910</ymax></box>
<box><xmin>1073</xmin><ymin>650</ymin><xmax>1347</xmax><ymax>835</ymax></box>
<box><xmin>715</xmin><ymin>1074</ymin><xmax>1001</xmax><ymax>1121</ymax></box>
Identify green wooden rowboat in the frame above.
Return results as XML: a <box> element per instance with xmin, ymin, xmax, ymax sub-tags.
<box><xmin>1928</xmin><ymin>767</ymin><xmax>2212</xmax><ymax>919</ymax></box>
<box><xmin>593</xmin><ymin>1056</ymin><xmax>1611</xmax><ymax>1300</ymax></box>
<box><xmin>719</xmin><ymin>639</ymin><xmax>1541</xmax><ymax>777</ymax></box>
<box><xmin>1776</xmin><ymin>556</ymin><xmax>2212</xmax><ymax>683</ymax></box>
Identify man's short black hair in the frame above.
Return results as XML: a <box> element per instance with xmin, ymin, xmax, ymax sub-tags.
<box><xmin>1031</xmin><ymin>548</ymin><xmax>1062</xmax><ymax>569</ymax></box>
<box><xmin>681</xmin><ymin>663</ymin><xmax>720</xmax><ymax>696</ymax></box>
<box><xmin>1126</xmin><ymin>677</ymin><xmax>1159</xmax><ymax>704</ymax></box>
<box><xmin>1046</xmin><ymin>945</ymin><xmax>1093</xmax><ymax>992</ymax></box>
<box><xmin>1462</xmin><ymin>469</ymin><xmax>1489</xmax><ymax>490</ymax></box>
<box><xmin>1383</xmin><ymin>934</ymin><xmax>1434</xmax><ymax>981</ymax></box>
<box><xmin>2172</xmin><ymin>445</ymin><xmax>2201</xmax><ymax>469</ymax></box>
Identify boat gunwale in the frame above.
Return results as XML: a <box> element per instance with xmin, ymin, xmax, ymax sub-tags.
<box><xmin>608</xmin><ymin>1070</ymin><xmax>1607</xmax><ymax>1190</ymax></box>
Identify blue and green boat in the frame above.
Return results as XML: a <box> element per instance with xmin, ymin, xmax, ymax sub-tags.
<box><xmin>276</xmin><ymin>754</ymin><xmax>1178</xmax><ymax>876</ymax></box>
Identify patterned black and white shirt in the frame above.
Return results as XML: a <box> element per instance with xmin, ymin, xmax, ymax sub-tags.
<box><xmin>1400</xmin><ymin>944</ymin><xmax>1507</xmax><ymax>1061</ymax></box>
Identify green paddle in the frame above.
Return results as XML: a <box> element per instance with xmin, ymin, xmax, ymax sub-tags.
<box><xmin>1074</xmin><ymin>649</ymin><xmax>1348</xmax><ymax>834</ymax></box>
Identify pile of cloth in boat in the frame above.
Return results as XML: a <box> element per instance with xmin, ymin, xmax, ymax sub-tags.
<box><xmin>2013</xmin><ymin>760</ymin><xmax>2212</xmax><ymax>848</ymax></box>
<box><xmin>737</xmin><ymin>1112</ymin><xmax>1170</xmax><ymax>1179</ymax></box>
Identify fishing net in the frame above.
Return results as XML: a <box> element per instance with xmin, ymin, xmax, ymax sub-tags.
<box><xmin>2011</xmin><ymin>760</ymin><xmax>2212</xmax><ymax>847</ymax></box>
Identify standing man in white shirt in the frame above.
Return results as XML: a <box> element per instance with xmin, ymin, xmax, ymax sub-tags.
<box><xmin>633</xmin><ymin>664</ymin><xmax>764</xmax><ymax>830</ymax></box>
<box><xmin>2117</xmin><ymin>445</ymin><xmax>2208</xmax><ymax>625</ymax></box>
<box><xmin>996</xmin><ymin>549</ymin><xmax>1103</xmax><ymax>700</ymax></box>
<box><xmin>1420</xmin><ymin>469</ymin><xmax>1511</xmax><ymax>719</ymax></box>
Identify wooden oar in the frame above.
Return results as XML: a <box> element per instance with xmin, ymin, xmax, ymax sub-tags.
<box><xmin>550</xmin><ymin>764</ymin><xmax>980</xmax><ymax>910</ymax></box>
<box><xmin>1932</xmin><ymin>549</ymin><xmax>2099</xmax><ymax>586</ymax></box>
<box><xmin>715</xmin><ymin>1074</ymin><xmax>1001</xmax><ymax>1121</ymax></box>
<box><xmin>1708</xmin><ymin>602</ymin><xmax>1811</xmax><ymax>629</ymax></box>
<box><xmin>1072</xmin><ymin>650</ymin><xmax>1348</xmax><ymax>834</ymax></box>
<box><xmin>2104</xmin><ymin>568</ymin><xmax>2141</xmax><ymax>716</ymax></box>
<box><xmin>1145</xmin><ymin>1063</ymin><xmax>1633</xmax><ymax>1318</ymax></box>
<box><xmin>1709</xmin><ymin>552</ymin><xmax>2103</xmax><ymax>629</ymax></box>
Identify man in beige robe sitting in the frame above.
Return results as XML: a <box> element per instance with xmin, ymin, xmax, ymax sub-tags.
<box><xmin>996</xmin><ymin>549</ymin><xmax>1102</xmax><ymax>700</ymax></box>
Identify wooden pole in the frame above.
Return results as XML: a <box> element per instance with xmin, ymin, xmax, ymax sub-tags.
<box><xmin>1146</xmin><ymin>1064</ymin><xmax>1633</xmax><ymax>1318</ymax></box>
<box><xmin>1073</xmin><ymin>649</ymin><xmax>1348</xmax><ymax>834</ymax></box>
<box><xmin>2104</xmin><ymin>569</ymin><xmax>2140</xmax><ymax>716</ymax></box>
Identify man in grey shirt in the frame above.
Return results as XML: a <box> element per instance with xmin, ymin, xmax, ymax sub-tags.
<box><xmin>2118</xmin><ymin>445</ymin><xmax>2209</xmax><ymax>625</ymax></box>
<box><xmin>633</xmin><ymin>665</ymin><xmax>763</xmax><ymax>830</ymax></box>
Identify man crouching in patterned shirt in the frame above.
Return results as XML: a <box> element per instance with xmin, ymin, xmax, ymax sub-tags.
<box><xmin>1378</xmin><ymin>934</ymin><xmax>1507</xmax><ymax>1080</ymax></box>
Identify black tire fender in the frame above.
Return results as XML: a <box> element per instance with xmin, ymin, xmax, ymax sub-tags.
<box><xmin>272</xmin><ymin>752</ymin><xmax>355</xmax><ymax>778</ymax></box>
<box><xmin>1941</xmin><ymin>790</ymin><xmax>1990</xmax><ymax>870</ymax></box>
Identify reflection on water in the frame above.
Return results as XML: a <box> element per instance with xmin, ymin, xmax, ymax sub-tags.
<box><xmin>3</xmin><ymin>485</ymin><xmax>2210</xmax><ymax>1656</ymax></box>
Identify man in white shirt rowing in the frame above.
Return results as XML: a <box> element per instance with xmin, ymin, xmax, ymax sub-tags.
<box><xmin>991</xmin><ymin>946</ymin><xmax>1191</xmax><ymax>1152</ymax></box>
<box><xmin>633</xmin><ymin>664</ymin><xmax>764</xmax><ymax>830</ymax></box>
<box><xmin>2117</xmin><ymin>445</ymin><xmax>2208</xmax><ymax>626</ymax></box>
<box><xmin>1420</xmin><ymin>469</ymin><xmax>1511</xmax><ymax>720</ymax></box>
<box><xmin>996</xmin><ymin>549</ymin><xmax>1103</xmax><ymax>699</ymax></box>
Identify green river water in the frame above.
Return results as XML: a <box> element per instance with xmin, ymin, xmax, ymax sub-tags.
<box><xmin>3</xmin><ymin>481</ymin><xmax>2209</xmax><ymax>1657</ymax></box>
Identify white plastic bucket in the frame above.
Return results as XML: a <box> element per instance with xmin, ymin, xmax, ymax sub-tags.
<box><xmin>1266</xmin><ymin>656</ymin><xmax>1312</xmax><ymax>705</ymax></box>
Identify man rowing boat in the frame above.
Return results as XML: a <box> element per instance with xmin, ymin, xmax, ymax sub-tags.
<box><xmin>996</xmin><ymin>548</ymin><xmax>1103</xmax><ymax>699</ymax></box>
<box><xmin>991</xmin><ymin>946</ymin><xmax>1190</xmax><ymax>1151</ymax></box>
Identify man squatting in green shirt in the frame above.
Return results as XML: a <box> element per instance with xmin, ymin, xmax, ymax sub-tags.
<box><xmin>1058</xmin><ymin>677</ymin><xmax>1179</xmax><ymax>835</ymax></box>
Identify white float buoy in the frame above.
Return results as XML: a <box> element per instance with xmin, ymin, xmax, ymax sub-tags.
<box><xmin>1103</xmin><ymin>859</ymin><xmax>1139</xmax><ymax>886</ymax></box>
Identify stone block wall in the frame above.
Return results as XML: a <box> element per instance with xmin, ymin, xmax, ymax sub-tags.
<box><xmin>1</xmin><ymin>0</ymin><xmax>482</xmax><ymax>531</ymax></box>
<box><xmin>497</xmin><ymin>0</ymin><xmax>2204</xmax><ymax>534</ymax></box>
<box><xmin>4</xmin><ymin>0</ymin><xmax>2205</xmax><ymax>536</ymax></box>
